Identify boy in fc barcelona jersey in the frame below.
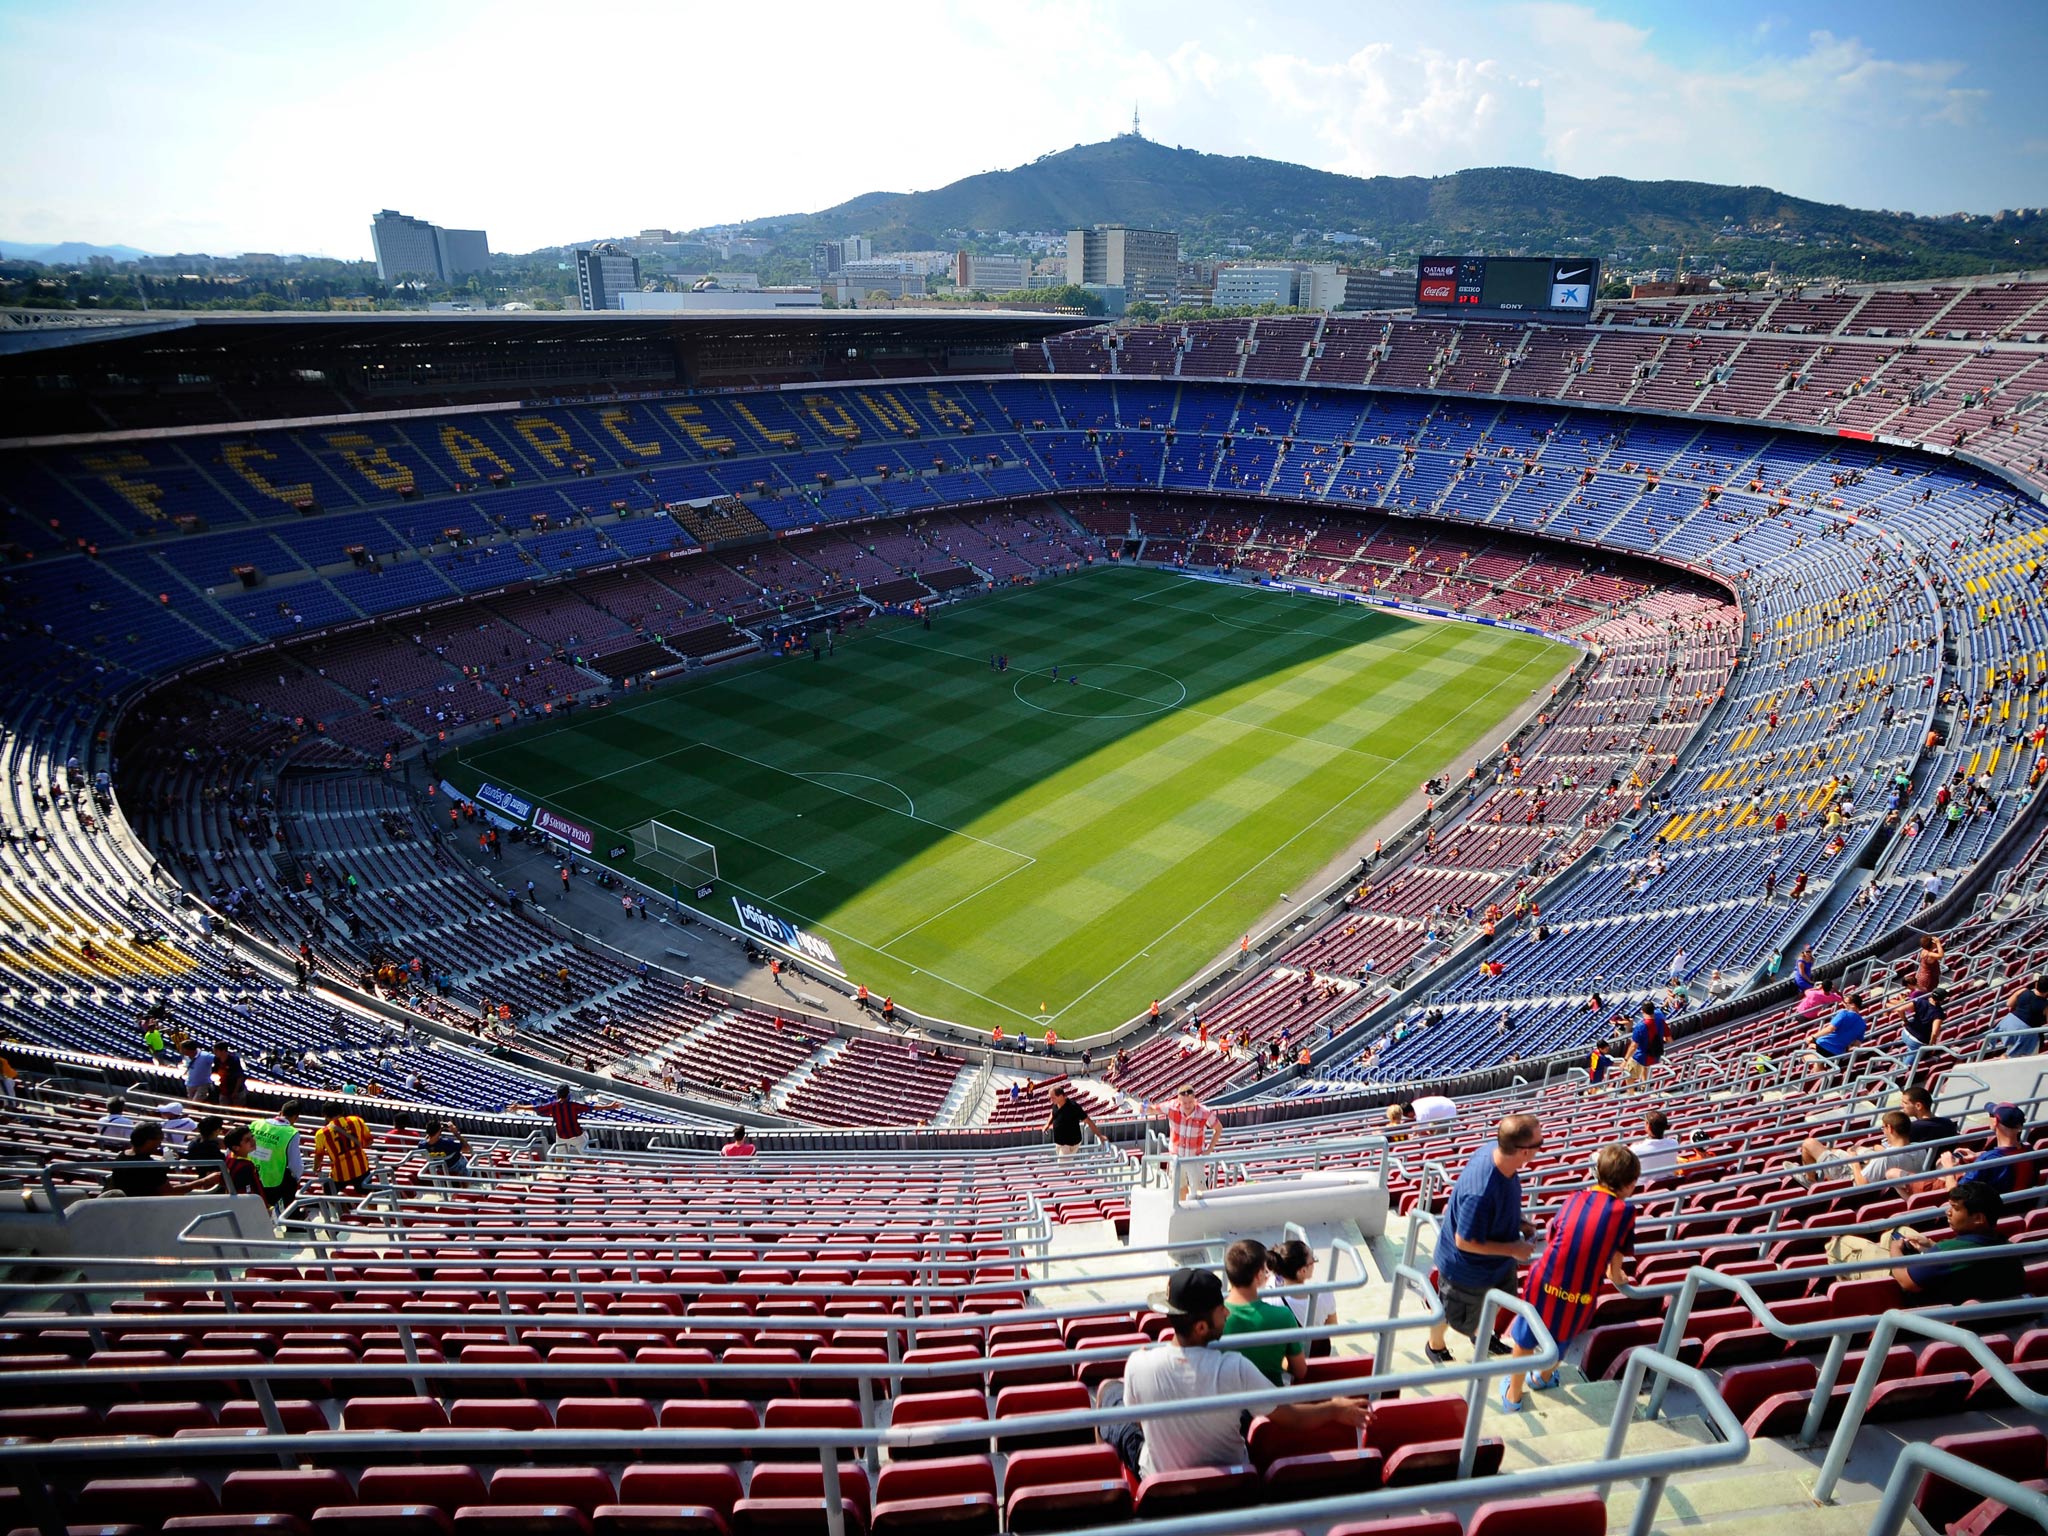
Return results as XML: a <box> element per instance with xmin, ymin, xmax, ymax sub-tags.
<box><xmin>1500</xmin><ymin>1142</ymin><xmax>1638</xmax><ymax>1411</ymax></box>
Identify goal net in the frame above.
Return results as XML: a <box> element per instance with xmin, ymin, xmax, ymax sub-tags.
<box><xmin>629</xmin><ymin>819</ymin><xmax>719</xmax><ymax>889</ymax></box>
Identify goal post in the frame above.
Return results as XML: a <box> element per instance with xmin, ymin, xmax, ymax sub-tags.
<box><xmin>629</xmin><ymin>819</ymin><xmax>719</xmax><ymax>890</ymax></box>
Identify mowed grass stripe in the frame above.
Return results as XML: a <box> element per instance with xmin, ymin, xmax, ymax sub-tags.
<box><xmin>445</xmin><ymin>566</ymin><xmax>1571</xmax><ymax>1033</ymax></box>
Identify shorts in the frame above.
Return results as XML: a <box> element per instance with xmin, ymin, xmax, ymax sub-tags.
<box><xmin>549</xmin><ymin>1132</ymin><xmax>590</xmax><ymax>1157</ymax></box>
<box><xmin>1178</xmin><ymin>1158</ymin><xmax>1212</xmax><ymax>1195</ymax></box>
<box><xmin>1439</xmin><ymin>1277</ymin><xmax>1507</xmax><ymax>1338</ymax></box>
<box><xmin>1508</xmin><ymin>1314</ymin><xmax>1542</xmax><ymax>1352</ymax></box>
<box><xmin>1054</xmin><ymin>1141</ymin><xmax>1079</xmax><ymax>1159</ymax></box>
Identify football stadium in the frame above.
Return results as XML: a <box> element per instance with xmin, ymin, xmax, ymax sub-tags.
<box><xmin>7</xmin><ymin>84</ymin><xmax>2048</xmax><ymax>1536</ymax></box>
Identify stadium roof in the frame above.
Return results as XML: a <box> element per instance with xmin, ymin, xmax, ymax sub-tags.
<box><xmin>0</xmin><ymin>305</ymin><xmax>1097</xmax><ymax>363</ymax></box>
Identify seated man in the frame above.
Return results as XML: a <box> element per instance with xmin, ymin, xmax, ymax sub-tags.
<box><xmin>1808</xmin><ymin>991</ymin><xmax>1868</xmax><ymax>1062</ymax></box>
<box><xmin>1797</xmin><ymin>1110</ymin><xmax>1931</xmax><ymax>1191</ymax></box>
<box><xmin>1891</xmin><ymin>1182</ymin><xmax>2025</xmax><ymax>1303</ymax></box>
<box><xmin>1628</xmin><ymin>1110</ymin><xmax>1680</xmax><ymax>1182</ymax></box>
<box><xmin>1901</xmin><ymin>1083</ymin><xmax>1959</xmax><ymax>1146</ymax></box>
<box><xmin>1939</xmin><ymin>1103</ymin><xmax>2035</xmax><ymax>1194</ymax></box>
<box><xmin>1098</xmin><ymin>1267</ymin><xmax>1368</xmax><ymax>1477</ymax></box>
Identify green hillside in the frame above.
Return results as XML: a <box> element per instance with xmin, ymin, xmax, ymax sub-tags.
<box><xmin>742</xmin><ymin>136</ymin><xmax>2047</xmax><ymax>282</ymax></box>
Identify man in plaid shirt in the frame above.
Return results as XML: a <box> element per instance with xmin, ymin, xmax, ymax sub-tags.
<box><xmin>1149</xmin><ymin>1084</ymin><xmax>1221</xmax><ymax>1201</ymax></box>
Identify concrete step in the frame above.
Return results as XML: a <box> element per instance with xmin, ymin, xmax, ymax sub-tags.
<box><xmin>1612</xmin><ymin>1471</ymin><xmax>1883</xmax><ymax>1536</ymax></box>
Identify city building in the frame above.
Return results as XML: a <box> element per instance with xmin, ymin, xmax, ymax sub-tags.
<box><xmin>1065</xmin><ymin>225</ymin><xmax>1179</xmax><ymax>302</ymax></box>
<box><xmin>1341</xmin><ymin>268</ymin><xmax>1420</xmax><ymax>312</ymax></box>
<box><xmin>838</xmin><ymin>259</ymin><xmax>926</xmax><ymax>302</ymax></box>
<box><xmin>617</xmin><ymin>288</ymin><xmax>823</xmax><ymax>311</ymax></box>
<box><xmin>433</xmin><ymin>227</ymin><xmax>491</xmax><ymax>282</ymax></box>
<box><xmin>953</xmin><ymin>252</ymin><xmax>1031</xmax><ymax>292</ymax></box>
<box><xmin>1212</xmin><ymin>265</ymin><xmax>1304</xmax><ymax>308</ymax></box>
<box><xmin>370</xmin><ymin>208</ymin><xmax>491</xmax><ymax>285</ymax></box>
<box><xmin>574</xmin><ymin>243</ymin><xmax>641</xmax><ymax>311</ymax></box>
<box><xmin>370</xmin><ymin>209</ymin><xmax>441</xmax><ymax>284</ymax></box>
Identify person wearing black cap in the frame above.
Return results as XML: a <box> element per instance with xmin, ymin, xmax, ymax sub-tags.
<box><xmin>1938</xmin><ymin>1103</ymin><xmax>2034</xmax><ymax>1195</ymax></box>
<box><xmin>1094</xmin><ymin>1266</ymin><xmax>1368</xmax><ymax>1478</ymax></box>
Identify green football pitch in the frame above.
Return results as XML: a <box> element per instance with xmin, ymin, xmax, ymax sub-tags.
<box><xmin>441</xmin><ymin>566</ymin><xmax>1573</xmax><ymax>1037</ymax></box>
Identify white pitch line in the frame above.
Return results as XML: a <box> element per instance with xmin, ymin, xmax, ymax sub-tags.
<box><xmin>875</xmin><ymin>852</ymin><xmax>1039</xmax><ymax>954</ymax></box>
<box><xmin>1047</xmin><ymin>644</ymin><xmax>1564</xmax><ymax>1024</ymax></box>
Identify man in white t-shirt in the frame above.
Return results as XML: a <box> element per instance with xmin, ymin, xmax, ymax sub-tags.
<box><xmin>1409</xmin><ymin>1094</ymin><xmax>1459</xmax><ymax>1126</ymax></box>
<box><xmin>1096</xmin><ymin>1267</ymin><xmax>1369</xmax><ymax>1478</ymax></box>
<box><xmin>1629</xmin><ymin>1109</ymin><xmax>1680</xmax><ymax>1181</ymax></box>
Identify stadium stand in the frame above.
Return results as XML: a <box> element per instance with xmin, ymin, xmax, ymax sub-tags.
<box><xmin>9</xmin><ymin>286</ymin><xmax>2048</xmax><ymax>1532</ymax></box>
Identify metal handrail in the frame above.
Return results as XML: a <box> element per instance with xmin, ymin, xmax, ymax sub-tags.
<box><xmin>1864</xmin><ymin>1439</ymin><xmax>2048</xmax><ymax>1536</ymax></box>
<box><xmin>1641</xmin><ymin>1262</ymin><xmax>2048</xmax><ymax>1444</ymax></box>
<box><xmin>0</xmin><ymin>1341</ymin><xmax>1740</xmax><ymax>1536</ymax></box>
<box><xmin>1812</xmin><ymin>1308</ymin><xmax>2048</xmax><ymax>1503</ymax></box>
<box><xmin>0</xmin><ymin>1233</ymin><xmax>1383</xmax><ymax>1339</ymax></box>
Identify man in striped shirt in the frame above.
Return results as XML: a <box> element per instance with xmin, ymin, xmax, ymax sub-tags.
<box><xmin>311</xmin><ymin>1107</ymin><xmax>376</xmax><ymax>1195</ymax></box>
<box><xmin>509</xmin><ymin>1083</ymin><xmax>621</xmax><ymax>1156</ymax></box>
<box><xmin>1500</xmin><ymin>1142</ymin><xmax>1639</xmax><ymax>1412</ymax></box>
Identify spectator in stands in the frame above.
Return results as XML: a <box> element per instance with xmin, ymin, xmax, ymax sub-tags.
<box><xmin>1267</xmin><ymin>1237</ymin><xmax>1337</xmax><ymax>1360</ymax></box>
<box><xmin>1400</xmin><ymin>1094</ymin><xmax>1459</xmax><ymax>1127</ymax></box>
<box><xmin>180</xmin><ymin>1115</ymin><xmax>227</xmax><ymax>1173</ymax></box>
<box><xmin>1044</xmin><ymin>1084</ymin><xmax>1102</xmax><ymax>1159</ymax></box>
<box><xmin>1096</xmin><ymin>1266</ymin><xmax>1369</xmax><ymax>1478</ymax></box>
<box><xmin>1900</xmin><ymin>986</ymin><xmax>1948</xmax><ymax>1080</ymax></box>
<box><xmin>508</xmin><ymin>1083</ymin><xmax>619</xmax><ymax>1157</ymax></box>
<box><xmin>1899</xmin><ymin>932</ymin><xmax>1945</xmax><ymax>993</ymax></box>
<box><xmin>1222</xmin><ymin>1239</ymin><xmax>1307</xmax><ymax>1385</ymax></box>
<box><xmin>311</xmin><ymin>1105</ymin><xmax>374</xmax><ymax>1195</ymax></box>
<box><xmin>1146</xmin><ymin>1085</ymin><xmax>1222</xmax><ymax>1201</ymax></box>
<box><xmin>157</xmin><ymin>1102</ymin><xmax>198</xmax><ymax>1156</ymax></box>
<box><xmin>1624</xmin><ymin>1002</ymin><xmax>1668</xmax><ymax>1084</ymax></box>
<box><xmin>1501</xmin><ymin>1142</ymin><xmax>1639</xmax><ymax>1413</ymax></box>
<box><xmin>1940</xmin><ymin>1103</ymin><xmax>2033</xmax><ymax>1194</ymax></box>
<box><xmin>1427</xmin><ymin>1113</ymin><xmax>1542</xmax><ymax>1365</ymax></box>
<box><xmin>723</xmin><ymin>1125</ymin><xmax>757</xmax><ymax>1158</ymax></box>
<box><xmin>1794</xmin><ymin>979</ymin><xmax>1844</xmax><ymax>1020</ymax></box>
<box><xmin>1628</xmin><ymin>1110</ymin><xmax>1680</xmax><ymax>1181</ymax></box>
<box><xmin>1902</xmin><ymin>1083</ymin><xmax>1959</xmax><ymax>1146</ymax></box>
<box><xmin>1888</xmin><ymin>1183</ymin><xmax>2025</xmax><ymax>1303</ymax></box>
<box><xmin>212</xmin><ymin>1124</ymin><xmax>265</xmax><ymax>1198</ymax></box>
<box><xmin>95</xmin><ymin>1096</ymin><xmax>133</xmax><ymax>1147</ymax></box>
<box><xmin>102</xmin><ymin>1121</ymin><xmax>196</xmax><ymax>1198</ymax></box>
<box><xmin>1988</xmin><ymin>975</ymin><xmax>2048</xmax><ymax>1056</ymax></box>
<box><xmin>1800</xmin><ymin>1110</ymin><xmax>1930</xmax><ymax>1191</ymax></box>
<box><xmin>214</xmin><ymin>1040</ymin><xmax>247</xmax><ymax>1105</ymax></box>
<box><xmin>250</xmin><ymin>1102</ymin><xmax>305</xmax><ymax>1209</ymax></box>
<box><xmin>419</xmin><ymin>1121</ymin><xmax>472</xmax><ymax>1180</ymax></box>
<box><xmin>1808</xmin><ymin>990</ymin><xmax>1868</xmax><ymax>1063</ymax></box>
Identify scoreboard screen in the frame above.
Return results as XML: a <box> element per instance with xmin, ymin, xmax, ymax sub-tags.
<box><xmin>1415</xmin><ymin>256</ymin><xmax>1599</xmax><ymax>318</ymax></box>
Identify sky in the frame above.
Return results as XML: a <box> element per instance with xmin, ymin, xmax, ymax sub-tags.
<box><xmin>2</xmin><ymin>0</ymin><xmax>2043</xmax><ymax>258</ymax></box>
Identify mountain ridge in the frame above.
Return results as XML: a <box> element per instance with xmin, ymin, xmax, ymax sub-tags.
<box><xmin>737</xmin><ymin>137</ymin><xmax>2047</xmax><ymax>282</ymax></box>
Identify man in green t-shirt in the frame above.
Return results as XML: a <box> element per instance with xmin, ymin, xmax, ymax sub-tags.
<box><xmin>1221</xmin><ymin>1238</ymin><xmax>1306</xmax><ymax>1385</ymax></box>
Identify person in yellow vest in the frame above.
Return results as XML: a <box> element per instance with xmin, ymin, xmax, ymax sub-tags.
<box><xmin>249</xmin><ymin>1101</ymin><xmax>304</xmax><ymax>1209</ymax></box>
<box><xmin>312</xmin><ymin>1106</ymin><xmax>375</xmax><ymax>1195</ymax></box>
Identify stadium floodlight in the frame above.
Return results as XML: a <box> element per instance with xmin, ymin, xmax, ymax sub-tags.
<box><xmin>629</xmin><ymin>819</ymin><xmax>718</xmax><ymax>889</ymax></box>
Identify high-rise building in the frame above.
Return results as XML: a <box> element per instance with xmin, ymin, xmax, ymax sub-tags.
<box><xmin>1064</xmin><ymin>225</ymin><xmax>1179</xmax><ymax>302</ymax></box>
<box><xmin>434</xmin><ymin>227</ymin><xmax>491</xmax><ymax>282</ymax></box>
<box><xmin>840</xmin><ymin>235</ymin><xmax>873</xmax><ymax>264</ymax></box>
<box><xmin>575</xmin><ymin>243</ymin><xmax>641</xmax><ymax>311</ymax></box>
<box><xmin>371</xmin><ymin>209</ymin><xmax>491</xmax><ymax>285</ymax></box>
<box><xmin>370</xmin><ymin>209</ymin><xmax>442</xmax><ymax>284</ymax></box>
<box><xmin>953</xmin><ymin>252</ymin><xmax>1031</xmax><ymax>292</ymax></box>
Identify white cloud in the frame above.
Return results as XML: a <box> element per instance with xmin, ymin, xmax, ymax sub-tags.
<box><xmin>1252</xmin><ymin>45</ymin><xmax>1546</xmax><ymax>176</ymax></box>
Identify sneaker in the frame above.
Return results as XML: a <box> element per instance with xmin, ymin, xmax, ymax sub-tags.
<box><xmin>1488</xmin><ymin>1337</ymin><xmax>1513</xmax><ymax>1357</ymax></box>
<box><xmin>1424</xmin><ymin>1343</ymin><xmax>1454</xmax><ymax>1366</ymax></box>
<box><xmin>1497</xmin><ymin>1381</ymin><xmax>1526</xmax><ymax>1414</ymax></box>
